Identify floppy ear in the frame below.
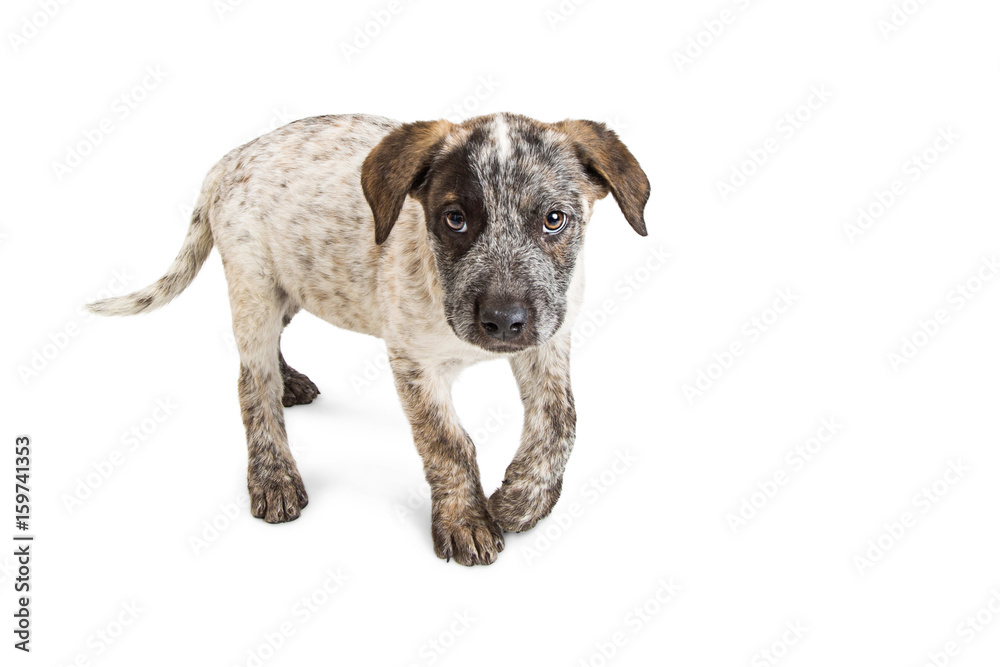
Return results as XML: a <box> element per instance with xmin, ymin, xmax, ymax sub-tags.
<box><xmin>361</xmin><ymin>119</ymin><xmax>453</xmax><ymax>245</ymax></box>
<box><xmin>553</xmin><ymin>120</ymin><xmax>650</xmax><ymax>236</ymax></box>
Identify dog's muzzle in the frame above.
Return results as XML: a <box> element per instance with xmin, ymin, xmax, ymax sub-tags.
<box><xmin>472</xmin><ymin>295</ymin><xmax>536</xmax><ymax>351</ymax></box>
<box><xmin>478</xmin><ymin>298</ymin><xmax>529</xmax><ymax>342</ymax></box>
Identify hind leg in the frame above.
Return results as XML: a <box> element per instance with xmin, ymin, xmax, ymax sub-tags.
<box><xmin>230</xmin><ymin>287</ymin><xmax>308</xmax><ymax>523</ymax></box>
<box><xmin>278</xmin><ymin>310</ymin><xmax>320</xmax><ymax>407</ymax></box>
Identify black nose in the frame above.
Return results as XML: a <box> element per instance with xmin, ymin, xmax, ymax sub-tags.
<box><xmin>478</xmin><ymin>299</ymin><xmax>529</xmax><ymax>341</ymax></box>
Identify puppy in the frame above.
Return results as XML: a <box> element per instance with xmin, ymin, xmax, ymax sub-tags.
<box><xmin>89</xmin><ymin>113</ymin><xmax>650</xmax><ymax>565</ymax></box>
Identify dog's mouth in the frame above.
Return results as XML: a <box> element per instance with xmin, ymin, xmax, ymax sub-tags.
<box><xmin>470</xmin><ymin>334</ymin><xmax>536</xmax><ymax>354</ymax></box>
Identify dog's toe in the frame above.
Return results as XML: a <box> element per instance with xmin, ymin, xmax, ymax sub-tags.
<box><xmin>432</xmin><ymin>509</ymin><xmax>505</xmax><ymax>566</ymax></box>
<box><xmin>249</xmin><ymin>471</ymin><xmax>309</xmax><ymax>523</ymax></box>
<box><xmin>488</xmin><ymin>477</ymin><xmax>562</xmax><ymax>533</ymax></box>
<box><xmin>282</xmin><ymin>367</ymin><xmax>320</xmax><ymax>407</ymax></box>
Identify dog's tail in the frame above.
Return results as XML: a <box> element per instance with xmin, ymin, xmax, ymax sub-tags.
<box><xmin>86</xmin><ymin>164</ymin><xmax>225</xmax><ymax>317</ymax></box>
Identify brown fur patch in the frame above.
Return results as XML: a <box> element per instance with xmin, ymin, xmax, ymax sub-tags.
<box><xmin>360</xmin><ymin>120</ymin><xmax>454</xmax><ymax>245</ymax></box>
<box><xmin>553</xmin><ymin>119</ymin><xmax>651</xmax><ymax>236</ymax></box>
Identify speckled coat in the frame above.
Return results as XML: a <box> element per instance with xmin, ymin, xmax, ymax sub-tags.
<box><xmin>89</xmin><ymin>112</ymin><xmax>650</xmax><ymax>566</ymax></box>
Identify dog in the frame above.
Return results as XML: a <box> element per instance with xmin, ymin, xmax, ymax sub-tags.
<box><xmin>88</xmin><ymin>112</ymin><xmax>650</xmax><ymax>565</ymax></box>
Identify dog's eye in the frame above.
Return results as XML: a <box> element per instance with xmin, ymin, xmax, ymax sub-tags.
<box><xmin>444</xmin><ymin>211</ymin><xmax>467</xmax><ymax>233</ymax></box>
<box><xmin>543</xmin><ymin>210</ymin><xmax>568</xmax><ymax>234</ymax></box>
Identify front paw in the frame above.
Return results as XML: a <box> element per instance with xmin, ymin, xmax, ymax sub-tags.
<box><xmin>431</xmin><ymin>500</ymin><xmax>505</xmax><ymax>566</ymax></box>
<box><xmin>488</xmin><ymin>476</ymin><xmax>563</xmax><ymax>533</ymax></box>
<box><xmin>248</xmin><ymin>465</ymin><xmax>309</xmax><ymax>523</ymax></box>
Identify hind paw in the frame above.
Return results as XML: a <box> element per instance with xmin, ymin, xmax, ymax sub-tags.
<box><xmin>281</xmin><ymin>363</ymin><xmax>320</xmax><ymax>407</ymax></box>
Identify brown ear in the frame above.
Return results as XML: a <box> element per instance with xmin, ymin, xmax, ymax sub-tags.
<box><xmin>361</xmin><ymin>120</ymin><xmax>453</xmax><ymax>245</ymax></box>
<box><xmin>554</xmin><ymin>120</ymin><xmax>650</xmax><ymax>236</ymax></box>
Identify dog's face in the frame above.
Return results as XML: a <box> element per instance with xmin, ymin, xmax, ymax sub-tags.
<box><xmin>362</xmin><ymin>113</ymin><xmax>649</xmax><ymax>353</ymax></box>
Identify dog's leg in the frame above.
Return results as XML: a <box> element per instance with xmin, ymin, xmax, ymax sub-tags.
<box><xmin>279</xmin><ymin>350</ymin><xmax>320</xmax><ymax>407</ymax></box>
<box><xmin>231</xmin><ymin>290</ymin><xmax>309</xmax><ymax>523</ymax></box>
<box><xmin>389</xmin><ymin>352</ymin><xmax>504</xmax><ymax>565</ymax></box>
<box><xmin>489</xmin><ymin>333</ymin><xmax>576</xmax><ymax>532</ymax></box>
<box><xmin>278</xmin><ymin>310</ymin><xmax>320</xmax><ymax>408</ymax></box>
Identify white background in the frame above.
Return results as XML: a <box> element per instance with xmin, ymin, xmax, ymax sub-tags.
<box><xmin>3</xmin><ymin>0</ymin><xmax>1000</xmax><ymax>665</ymax></box>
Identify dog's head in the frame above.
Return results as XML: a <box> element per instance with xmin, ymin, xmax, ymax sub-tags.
<box><xmin>361</xmin><ymin>113</ymin><xmax>649</xmax><ymax>353</ymax></box>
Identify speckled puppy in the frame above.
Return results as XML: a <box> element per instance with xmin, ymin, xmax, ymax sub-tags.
<box><xmin>89</xmin><ymin>113</ymin><xmax>649</xmax><ymax>566</ymax></box>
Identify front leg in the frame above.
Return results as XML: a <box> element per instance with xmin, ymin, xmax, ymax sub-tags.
<box><xmin>389</xmin><ymin>352</ymin><xmax>504</xmax><ymax>566</ymax></box>
<box><xmin>489</xmin><ymin>333</ymin><xmax>576</xmax><ymax>532</ymax></box>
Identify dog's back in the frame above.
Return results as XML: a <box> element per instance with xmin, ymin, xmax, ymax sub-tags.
<box><xmin>211</xmin><ymin>114</ymin><xmax>402</xmax><ymax>336</ymax></box>
<box><xmin>88</xmin><ymin>113</ymin><xmax>400</xmax><ymax>336</ymax></box>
